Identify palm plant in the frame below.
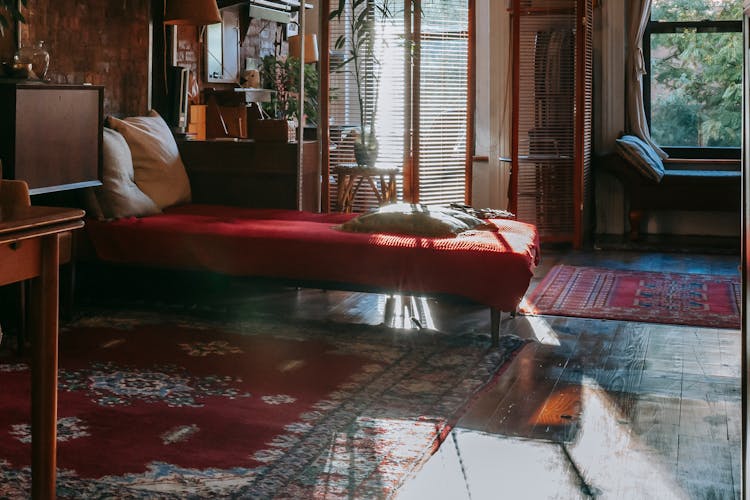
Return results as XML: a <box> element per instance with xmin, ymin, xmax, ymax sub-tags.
<box><xmin>330</xmin><ymin>0</ymin><xmax>393</xmax><ymax>166</ymax></box>
<box><xmin>0</xmin><ymin>0</ymin><xmax>25</xmax><ymax>37</ymax></box>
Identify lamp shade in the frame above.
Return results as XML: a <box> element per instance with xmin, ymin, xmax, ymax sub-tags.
<box><xmin>164</xmin><ymin>0</ymin><xmax>221</xmax><ymax>26</ymax></box>
<box><xmin>288</xmin><ymin>34</ymin><xmax>319</xmax><ymax>64</ymax></box>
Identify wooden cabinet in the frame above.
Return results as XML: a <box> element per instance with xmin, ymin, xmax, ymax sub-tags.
<box><xmin>0</xmin><ymin>82</ymin><xmax>103</xmax><ymax>195</ymax></box>
<box><xmin>178</xmin><ymin>139</ymin><xmax>320</xmax><ymax>212</ymax></box>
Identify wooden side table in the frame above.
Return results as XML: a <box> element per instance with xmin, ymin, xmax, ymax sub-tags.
<box><xmin>0</xmin><ymin>184</ymin><xmax>85</xmax><ymax>499</ymax></box>
<box><xmin>334</xmin><ymin>163</ymin><xmax>400</xmax><ymax>213</ymax></box>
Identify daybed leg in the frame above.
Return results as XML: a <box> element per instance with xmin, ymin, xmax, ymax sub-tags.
<box><xmin>629</xmin><ymin>209</ymin><xmax>644</xmax><ymax>241</ymax></box>
<box><xmin>490</xmin><ymin>308</ymin><xmax>500</xmax><ymax>348</ymax></box>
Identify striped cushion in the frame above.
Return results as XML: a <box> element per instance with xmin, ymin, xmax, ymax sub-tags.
<box><xmin>615</xmin><ymin>135</ymin><xmax>665</xmax><ymax>182</ymax></box>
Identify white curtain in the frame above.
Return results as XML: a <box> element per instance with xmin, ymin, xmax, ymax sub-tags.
<box><xmin>626</xmin><ymin>0</ymin><xmax>668</xmax><ymax>158</ymax></box>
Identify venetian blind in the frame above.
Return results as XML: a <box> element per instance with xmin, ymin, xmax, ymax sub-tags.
<box><xmin>414</xmin><ymin>0</ymin><xmax>470</xmax><ymax>205</ymax></box>
<box><xmin>324</xmin><ymin>0</ymin><xmax>470</xmax><ymax>211</ymax></box>
<box><xmin>326</xmin><ymin>0</ymin><xmax>407</xmax><ymax>212</ymax></box>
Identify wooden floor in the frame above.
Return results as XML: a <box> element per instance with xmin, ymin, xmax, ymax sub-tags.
<box><xmin>71</xmin><ymin>248</ymin><xmax>742</xmax><ymax>499</ymax></box>
<box><xmin>399</xmin><ymin>250</ymin><xmax>742</xmax><ymax>500</ymax></box>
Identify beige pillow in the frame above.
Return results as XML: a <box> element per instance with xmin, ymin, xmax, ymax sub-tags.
<box><xmin>84</xmin><ymin>128</ymin><xmax>161</xmax><ymax>220</ymax></box>
<box><xmin>338</xmin><ymin>203</ymin><xmax>494</xmax><ymax>237</ymax></box>
<box><xmin>108</xmin><ymin>110</ymin><xmax>191</xmax><ymax>209</ymax></box>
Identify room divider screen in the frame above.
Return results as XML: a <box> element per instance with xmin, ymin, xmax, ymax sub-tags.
<box><xmin>321</xmin><ymin>0</ymin><xmax>472</xmax><ymax>212</ymax></box>
<box><xmin>509</xmin><ymin>0</ymin><xmax>593</xmax><ymax>247</ymax></box>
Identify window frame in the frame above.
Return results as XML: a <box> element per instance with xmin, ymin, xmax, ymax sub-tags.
<box><xmin>643</xmin><ymin>16</ymin><xmax>742</xmax><ymax>160</ymax></box>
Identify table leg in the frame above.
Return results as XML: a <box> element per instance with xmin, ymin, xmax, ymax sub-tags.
<box><xmin>387</xmin><ymin>174</ymin><xmax>397</xmax><ymax>202</ymax></box>
<box><xmin>345</xmin><ymin>176</ymin><xmax>366</xmax><ymax>212</ymax></box>
<box><xmin>365</xmin><ymin>176</ymin><xmax>382</xmax><ymax>204</ymax></box>
<box><xmin>336</xmin><ymin>174</ymin><xmax>347</xmax><ymax>212</ymax></box>
<box><xmin>31</xmin><ymin>233</ymin><xmax>60</xmax><ymax>500</ymax></box>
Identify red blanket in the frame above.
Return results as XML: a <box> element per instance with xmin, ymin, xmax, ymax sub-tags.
<box><xmin>85</xmin><ymin>205</ymin><xmax>540</xmax><ymax>311</ymax></box>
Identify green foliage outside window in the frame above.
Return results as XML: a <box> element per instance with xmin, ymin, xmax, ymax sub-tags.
<box><xmin>649</xmin><ymin>0</ymin><xmax>741</xmax><ymax>148</ymax></box>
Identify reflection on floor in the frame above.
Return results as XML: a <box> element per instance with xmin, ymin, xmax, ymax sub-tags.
<box><xmin>70</xmin><ymin>248</ymin><xmax>741</xmax><ymax>499</ymax></box>
<box><xmin>399</xmin><ymin>250</ymin><xmax>741</xmax><ymax>500</ymax></box>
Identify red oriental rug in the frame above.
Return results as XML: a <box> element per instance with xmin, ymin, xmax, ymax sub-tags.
<box><xmin>0</xmin><ymin>312</ymin><xmax>524</xmax><ymax>499</ymax></box>
<box><xmin>521</xmin><ymin>265</ymin><xmax>741</xmax><ymax>329</ymax></box>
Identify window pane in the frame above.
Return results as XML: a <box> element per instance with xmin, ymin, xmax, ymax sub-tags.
<box><xmin>651</xmin><ymin>0</ymin><xmax>741</xmax><ymax>22</ymax></box>
<box><xmin>418</xmin><ymin>0</ymin><xmax>469</xmax><ymax>205</ymax></box>
<box><xmin>650</xmin><ymin>31</ymin><xmax>741</xmax><ymax>148</ymax></box>
<box><xmin>328</xmin><ymin>0</ymin><xmax>407</xmax><ymax>212</ymax></box>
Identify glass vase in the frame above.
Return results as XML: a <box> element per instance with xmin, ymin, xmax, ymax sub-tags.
<box><xmin>31</xmin><ymin>41</ymin><xmax>50</xmax><ymax>80</ymax></box>
<box><xmin>14</xmin><ymin>41</ymin><xmax>49</xmax><ymax>80</ymax></box>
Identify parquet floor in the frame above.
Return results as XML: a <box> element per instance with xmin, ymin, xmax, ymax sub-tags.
<box><xmin>71</xmin><ymin>248</ymin><xmax>741</xmax><ymax>499</ymax></box>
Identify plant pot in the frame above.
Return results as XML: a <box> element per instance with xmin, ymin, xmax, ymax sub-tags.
<box><xmin>354</xmin><ymin>141</ymin><xmax>378</xmax><ymax>167</ymax></box>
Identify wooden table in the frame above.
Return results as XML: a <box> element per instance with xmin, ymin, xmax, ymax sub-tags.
<box><xmin>334</xmin><ymin>163</ymin><xmax>400</xmax><ymax>213</ymax></box>
<box><xmin>0</xmin><ymin>205</ymin><xmax>85</xmax><ymax>499</ymax></box>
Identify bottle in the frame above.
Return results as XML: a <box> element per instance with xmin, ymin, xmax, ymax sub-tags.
<box><xmin>32</xmin><ymin>41</ymin><xmax>49</xmax><ymax>80</ymax></box>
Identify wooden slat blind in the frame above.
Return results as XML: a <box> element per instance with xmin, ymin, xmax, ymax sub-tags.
<box><xmin>324</xmin><ymin>0</ymin><xmax>470</xmax><ymax>211</ymax></box>
<box><xmin>415</xmin><ymin>0</ymin><xmax>470</xmax><ymax>206</ymax></box>
<box><xmin>576</xmin><ymin>0</ymin><xmax>594</xmax><ymax>246</ymax></box>
<box><xmin>326</xmin><ymin>0</ymin><xmax>406</xmax><ymax>212</ymax></box>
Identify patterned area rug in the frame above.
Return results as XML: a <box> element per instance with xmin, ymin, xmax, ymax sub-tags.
<box><xmin>0</xmin><ymin>313</ymin><xmax>524</xmax><ymax>499</ymax></box>
<box><xmin>522</xmin><ymin>265</ymin><xmax>741</xmax><ymax>329</ymax></box>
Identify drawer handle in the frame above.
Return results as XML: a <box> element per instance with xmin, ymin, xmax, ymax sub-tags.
<box><xmin>9</xmin><ymin>242</ymin><xmax>18</xmax><ymax>251</ymax></box>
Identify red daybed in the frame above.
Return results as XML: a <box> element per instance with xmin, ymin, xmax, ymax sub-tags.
<box><xmin>85</xmin><ymin>204</ymin><xmax>540</xmax><ymax>345</ymax></box>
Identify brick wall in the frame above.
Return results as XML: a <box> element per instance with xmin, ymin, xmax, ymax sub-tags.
<box><xmin>15</xmin><ymin>0</ymin><xmax>151</xmax><ymax>116</ymax></box>
<box><xmin>2</xmin><ymin>1</ymin><xmax>297</xmax><ymax>115</ymax></box>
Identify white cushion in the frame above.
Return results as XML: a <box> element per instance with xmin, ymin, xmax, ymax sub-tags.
<box><xmin>108</xmin><ymin>110</ymin><xmax>192</xmax><ymax>209</ymax></box>
<box><xmin>84</xmin><ymin>128</ymin><xmax>161</xmax><ymax>220</ymax></box>
<box><xmin>338</xmin><ymin>203</ymin><xmax>494</xmax><ymax>237</ymax></box>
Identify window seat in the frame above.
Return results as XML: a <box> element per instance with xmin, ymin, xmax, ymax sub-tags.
<box><xmin>597</xmin><ymin>154</ymin><xmax>741</xmax><ymax>240</ymax></box>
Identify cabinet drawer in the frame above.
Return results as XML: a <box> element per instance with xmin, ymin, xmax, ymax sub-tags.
<box><xmin>0</xmin><ymin>238</ymin><xmax>40</xmax><ymax>284</ymax></box>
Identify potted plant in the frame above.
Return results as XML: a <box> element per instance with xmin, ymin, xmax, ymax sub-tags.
<box><xmin>329</xmin><ymin>0</ymin><xmax>393</xmax><ymax>167</ymax></box>
<box><xmin>0</xmin><ymin>0</ymin><xmax>24</xmax><ymax>37</ymax></box>
<box><xmin>259</xmin><ymin>54</ymin><xmax>320</xmax><ymax>140</ymax></box>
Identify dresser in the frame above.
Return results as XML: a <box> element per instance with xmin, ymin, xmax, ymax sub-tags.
<box><xmin>0</xmin><ymin>81</ymin><xmax>103</xmax><ymax>195</ymax></box>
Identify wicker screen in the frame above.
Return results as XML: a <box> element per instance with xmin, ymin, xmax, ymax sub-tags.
<box><xmin>510</xmin><ymin>0</ymin><xmax>592</xmax><ymax>246</ymax></box>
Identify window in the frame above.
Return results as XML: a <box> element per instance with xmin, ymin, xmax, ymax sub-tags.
<box><xmin>644</xmin><ymin>0</ymin><xmax>742</xmax><ymax>159</ymax></box>
<box><xmin>325</xmin><ymin>0</ymin><xmax>471</xmax><ymax>211</ymax></box>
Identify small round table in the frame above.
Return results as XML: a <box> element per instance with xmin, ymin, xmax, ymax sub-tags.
<box><xmin>334</xmin><ymin>163</ymin><xmax>400</xmax><ymax>213</ymax></box>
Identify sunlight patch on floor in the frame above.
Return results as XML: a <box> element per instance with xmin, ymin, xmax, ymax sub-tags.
<box><xmin>377</xmin><ymin>295</ymin><xmax>436</xmax><ymax>331</ymax></box>
<box><xmin>397</xmin><ymin>429</ymin><xmax>584</xmax><ymax>500</ymax></box>
<box><xmin>563</xmin><ymin>377</ymin><xmax>689</xmax><ymax>500</ymax></box>
<box><xmin>400</xmin><ymin>377</ymin><xmax>692</xmax><ymax>500</ymax></box>
<box><xmin>509</xmin><ymin>315</ymin><xmax>561</xmax><ymax>346</ymax></box>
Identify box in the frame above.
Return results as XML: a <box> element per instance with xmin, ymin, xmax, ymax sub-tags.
<box><xmin>252</xmin><ymin>119</ymin><xmax>296</xmax><ymax>142</ymax></box>
<box><xmin>188</xmin><ymin>104</ymin><xmax>207</xmax><ymax>140</ymax></box>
